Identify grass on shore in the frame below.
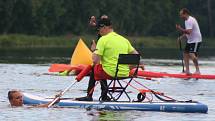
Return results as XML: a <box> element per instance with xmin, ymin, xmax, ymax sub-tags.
<box><xmin>0</xmin><ymin>34</ymin><xmax>214</xmax><ymax>49</ymax></box>
<box><xmin>0</xmin><ymin>34</ymin><xmax>83</xmax><ymax>48</ymax></box>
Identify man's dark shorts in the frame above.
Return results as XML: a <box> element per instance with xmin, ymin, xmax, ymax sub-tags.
<box><xmin>184</xmin><ymin>42</ymin><xmax>201</xmax><ymax>54</ymax></box>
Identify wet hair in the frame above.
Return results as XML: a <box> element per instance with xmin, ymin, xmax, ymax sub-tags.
<box><xmin>181</xmin><ymin>8</ymin><xmax>191</xmax><ymax>15</ymax></box>
<box><xmin>8</xmin><ymin>90</ymin><xmax>19</xmax><ymax>100</ymax></box>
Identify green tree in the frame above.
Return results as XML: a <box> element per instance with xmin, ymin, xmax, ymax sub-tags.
<box><xmin>31</xmin><ymin>0</ymin><xmax>65</xmax><ymax>35</ymax></box>
<box><xmin>0</xmin><ymin>0</ymin><xmax>214</xmax><ymax>37</ymax></box>
<box><xmin>0</xmin><ymin>0</ymin><xmax>16</xmax><ymax>34</ymax></box>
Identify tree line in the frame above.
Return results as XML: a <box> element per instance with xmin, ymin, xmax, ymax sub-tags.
<box><xmin>0</xmin><ymin>0</ymin><xmax>214</xmax><ymax>37</ymax></box>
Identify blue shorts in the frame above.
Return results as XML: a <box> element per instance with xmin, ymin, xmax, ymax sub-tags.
<box><xmin>184</xmin><ymin>42</ymin><xmax>201</xmax><ymax>53</ymax></box>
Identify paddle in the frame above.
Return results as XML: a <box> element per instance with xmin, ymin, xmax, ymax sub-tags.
<box><xmin>178</xmin><ymin>33</ymin><xmax>185</xmax><ymax>73</ymax></box>
<box><xmin>47</xmin><ymin>65</ymin><xmax>92</xmax><ymax>108</ymax></box>
<box><xmin>47</xmin><ymin>81</ymin><xmax>77</xmax><ymax>108</ymax></box>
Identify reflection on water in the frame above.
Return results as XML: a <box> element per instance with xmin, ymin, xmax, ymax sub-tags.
<box><xmin>87</xmin><ymin>110</ymin><xmax>127</xmax><ymax>121</ymax></box>
<box><xmin>0</xmin><ymin>47</ymin><xmax>215</xmax><ymax>64</ymax></box>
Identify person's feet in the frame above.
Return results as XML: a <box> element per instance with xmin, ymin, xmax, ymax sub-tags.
<box><xmin>101</xmin><ymin>95</ymin><xmax>111</xmax><ymax>102</ymax></box>
<box><xmin>75</xmin><ymin>96</ymin><xmax>93</xmax><ymax>101</ymax></box>
<box><xmin>183</xmin><ymin>70</ymin><xmax>192</xmax><ymax>75</ymax></box>
<box><xmin>193</xmin><ymin>71</ymin><xmax>201</xmax><ymax>75</ymax></box>
<box><xmin>182</xmin><ymin>70</ymin><xmax>201</xmax><ymax>75</ymax></box>
<box><xmin>75</xmin><ymin>95</ymin><xmax>111</xmax><ymax>102</ymax></box>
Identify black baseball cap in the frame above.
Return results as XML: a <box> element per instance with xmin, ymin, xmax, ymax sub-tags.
<box><xmin>97</xmin><ymin>18</ymin><xmax>112</xmax><ymax>28</ymax></box>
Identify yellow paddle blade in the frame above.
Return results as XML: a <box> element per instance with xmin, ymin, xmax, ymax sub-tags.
<box><xmin>70</xmin><ymin>38</ymin><xmax>93</xmax><ymax>65</ymax></box>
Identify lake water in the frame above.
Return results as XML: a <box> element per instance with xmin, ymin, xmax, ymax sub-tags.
<box><xmin>0</xmin><ymin>48</ymin><xmax>215</xmax><ymax>121</ymax></box>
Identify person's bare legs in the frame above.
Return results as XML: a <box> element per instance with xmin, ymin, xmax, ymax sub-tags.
<box><xmin>189</xmin><ymin>53</ymin><xmax>200</xmax><ymax>74</ymax></box>
<box><xmin>184</xmin><ymin>52</ymin><xmax>191</xmax><ymax>74</ymax></box>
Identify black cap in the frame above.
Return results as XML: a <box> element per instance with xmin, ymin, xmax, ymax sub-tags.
<box><xmin>97</xmin><ymin>18</ymin><xmax>112</xmax><ymax>28</ymax></box>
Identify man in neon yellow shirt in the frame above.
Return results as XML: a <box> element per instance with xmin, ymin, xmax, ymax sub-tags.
<box><xmin>76</xmin><ymin>18</ymin><xmax>139</xmax><ymax>101</ymax></box>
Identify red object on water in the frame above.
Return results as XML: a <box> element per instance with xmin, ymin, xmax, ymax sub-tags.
<box><xmin>48</xmin><ymin>64</ymin><xmax>86</xmax><ymax>75</ymax></box>
<box><xmin>49</xmin><ymin>64</ymin><xmax>215</xmax><ymax>80</ymax></box>
<box><xmin>48</xmin><ymin>64</ymin><xmax>77</xmax><ymax>72</ymax></box>
<box><xmin>76</xmin><ymin>65</ymin><xmax>92</xmax><ymax>81</ymax></box>
<box><xmin>130</xmin><ymin>68</ymin><xmax>215</xmax><ymax>79</ymax></box>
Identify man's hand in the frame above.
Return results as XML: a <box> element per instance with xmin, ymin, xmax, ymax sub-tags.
<box><xmin>176</xmin><ymin>24</ymin><xmax>192</xmax><ymax>35</ymax></box>
<box><xmin>129</xmin><ymin>64</ymin><xmax>144</xmax><ymax>71</ymax></box>
<box><xmin>139</xmin><ymin>61</ymin><xmax>145</xmax><ymax>70</ymax></box>
<box><xmin>176</xmin><ymin>24</ymin><xmax>182</xmax><ymax>31</ymax></box>
<box><xmin>139</xmin><ymin>64</ymin><xmax>145</xmax><ymax>70</ymax></box>
<box><xmin>91</xmin><ymin>40</ymin><xmax>96</xmax><ymax>52</ymax></box>
<box><xmin>34</xmin><ymin>96</ymin><xmax>60</xmax><ymax>108</ymax></box>
<box><xmin>89</xmin><ymin>16</ymin><xmax>97</xmax><ymax>27</ymax></box>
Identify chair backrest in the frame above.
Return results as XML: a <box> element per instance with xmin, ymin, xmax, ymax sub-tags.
<box><xmin>117</xmin><ymin>54</ymin><xmax>140</xmax><ymax>65</ymax></box>
<box><xmin>114</xmin><ymin>54</ymin><xmax>140</xmax><ymax>78</ymax></box>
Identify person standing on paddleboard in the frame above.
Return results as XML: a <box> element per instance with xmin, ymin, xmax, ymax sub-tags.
<box><xmin>176</xmin><ymin>8</ymin><xmax>202</xmax><ymax>75</ymax></box>
<box><xmin>75</xmin><ymin>17</ymin><xmax>140</xmax><ymax>101</ymax></box>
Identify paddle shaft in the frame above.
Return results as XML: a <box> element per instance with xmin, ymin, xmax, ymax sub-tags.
<box><xmin>178</xmin><ymin>34</ymin><xmax>185</xmax><ymax>72</ymax></box>
<box><xmin>48</xmin><ymin>81</ymin><xmax>77</xmax><ymax>108</ymax></box>
<box><xmin>137</xmin><ymin>76</ymin><xmax>159</xmax><ymax>81</ymax></box>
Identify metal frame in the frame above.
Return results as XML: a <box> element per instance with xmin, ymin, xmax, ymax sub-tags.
<box><xmin>107</xmin><ymin>54</ymin><xmax>140</xmax><ymax>102</ymax></box>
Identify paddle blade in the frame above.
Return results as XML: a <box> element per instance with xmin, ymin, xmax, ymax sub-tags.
<box><xmin>48</xmin><ymin>64</ymin><xmax>77</xmax><ymax>72</ymax></box>
<box><xmin>70</xmin><ymin>38</ymin><xmax>93</xmax><ymax>65</ymax></box>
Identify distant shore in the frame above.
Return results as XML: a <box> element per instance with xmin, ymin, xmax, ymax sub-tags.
<box><xmin>0</xmin><ymin>34</ymin><xmax>214</xmax><ymax>49</ymax></box>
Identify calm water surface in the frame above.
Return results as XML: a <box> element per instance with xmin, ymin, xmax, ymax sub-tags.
<box><xmin>0</xmin><ymin>47</ymin><xmax>215</xmax><ymax>63</ymax></box>
<box><xmin>0</xmin><ymin>60</ymin><xmax>215</xmax><ymax>121</ymax></box>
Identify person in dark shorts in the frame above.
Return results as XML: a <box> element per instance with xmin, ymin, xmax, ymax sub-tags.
<box><xmin>184</xmin><ymin>42</ymin><xmax>201</xmax><ymax>55</ymax></box>
<box><xmin>176</xmin><ymin>8</ymin><xmax>202</xmax><ymax>75</ymax></box>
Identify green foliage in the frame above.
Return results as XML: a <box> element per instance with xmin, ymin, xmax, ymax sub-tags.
<box><xmin>0</xmin><ymin>34</ymin><xmax>214</xmax><ymax>49</ymax></box>
<box><xmin>0</xmin><ymin>0</ymin><xmax>214</xmax><ymax>37</ymax></box>
<box><xmin>0</xmin><ymin>34</ymin><xmax>78</xmax><ymax>48</ymax></box>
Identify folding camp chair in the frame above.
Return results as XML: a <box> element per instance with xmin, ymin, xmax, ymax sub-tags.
<box><xmin>106</xmin><ymin>54</ymin><xmax>140</xmax><ymax>102</ymax></box>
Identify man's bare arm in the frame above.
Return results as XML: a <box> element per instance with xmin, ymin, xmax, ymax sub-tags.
<box><xmin>92</xmin><ymin>53</ymin><xmax>101</xmax><ymax>65</ymax></box>
<box><xmin>129</xmin><ymin>49</ymin><xmax>139</xmax><ymax>54</ymax></box>
<box><xmin>176</xmin><ymin>24</ymin><xmax>192</xmax><ymax>34</ymax></box>
<box><xmin>129</xmin><ymin>49</ymin><xmax>144</xmax><ymax>70</ymax></box>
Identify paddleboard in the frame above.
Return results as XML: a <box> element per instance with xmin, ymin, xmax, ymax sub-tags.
<box><xmin>23</xmin><ymin>93</ymin><xmax>208</xmax><ymax>113</ymax></box>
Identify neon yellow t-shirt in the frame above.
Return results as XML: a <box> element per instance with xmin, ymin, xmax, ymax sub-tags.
<box><xmin>95</xmin><ymin>32</ymin><xmax>134</xmax><ymax>77</ymax></box>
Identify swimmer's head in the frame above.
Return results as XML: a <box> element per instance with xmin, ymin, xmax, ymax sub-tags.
<box><xmin>8</xmin><ymin>90</ymin><xmax>23</xmax><ymax>106</ymax></box>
